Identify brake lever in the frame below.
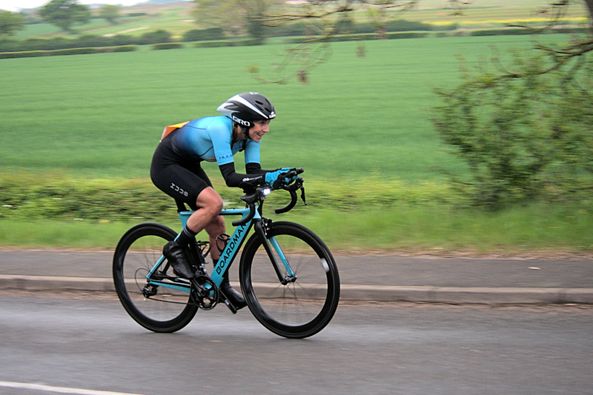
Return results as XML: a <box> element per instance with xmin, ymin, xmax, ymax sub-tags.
<box><xmin>300</xmin><ymin>185</ymin><xmax>307</xmax><ymax>205</ymax></box>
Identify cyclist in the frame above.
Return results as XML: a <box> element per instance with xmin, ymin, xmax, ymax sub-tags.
<box><xmin>150</xmin><ymin>92</ymin><xmax>294</xmax><ymax>310</ymax></box>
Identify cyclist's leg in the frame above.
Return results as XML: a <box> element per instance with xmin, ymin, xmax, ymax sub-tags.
<box><xmin>187</xmin><ymin>187</ymin><xmax>224</xmax><ymax>235</ymax></box>
<box><xmin>204</xmin><ymin>213</ymin><xmax>225</xmax><ymax>261</ymax></box>
<box><xmin>196</xmin><ymin>192</ymin><xmax>244</xmax><ymax>308</ymax></box>
<box><xmin>197</xmin><ymin>192</ymin><xmax>245</xmax><ymax>308</ymax></box>
<box><xmin>181</xmin><ymin>165</ymin><xmax>225</xmax><ymax>261</ymax></box>
<box><xmin>151</xmin><ymin>147</ymin><xmax>214</xmax><ymax>277</ymax></box>
<box><xmin>189</xmin><ymin>168</ymin><xmax>245</xmax><ymax>309</ymax></box>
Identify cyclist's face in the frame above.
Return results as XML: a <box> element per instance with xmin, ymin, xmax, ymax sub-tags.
<box><xmin>249</xmin><ymin>120</ymin><xmax>270</xmax><ymax>142</ymax></box>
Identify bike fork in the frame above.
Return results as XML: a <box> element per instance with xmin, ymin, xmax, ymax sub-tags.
<box><xmin>254</xmin><ymin>221</ymin><xmax>297</xmax><ymax>285</ymax></box>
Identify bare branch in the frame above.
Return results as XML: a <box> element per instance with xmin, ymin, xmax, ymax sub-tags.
<box><xmin>254</xmin><ymin>0</ymin><xmax>593</xmax><ymax>85</ymax></box>
<box><xmin>261</xmin><ymin>1</ymin><xmax>426</xmax><ymax>27</ymax></box>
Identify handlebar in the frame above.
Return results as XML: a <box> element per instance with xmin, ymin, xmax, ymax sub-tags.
<box><xmin>231</xmin><ymin>168</ymin><xmax>305</xmax><ymax>227</ymax></box>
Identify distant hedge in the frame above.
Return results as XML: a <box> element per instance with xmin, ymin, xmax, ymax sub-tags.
<box><xmin>0</xmin><ymin>30</ymin><xmax>172</xmax><ymax>53</ymax></box>
<box><xmin>270</xmin><ymin>19</ymin><xmax>456</xmax><ymax>37</ymax></box>
<box><xmin>470</xmin><ymin>28</ymin><xmax>537</xmax><ymax>36</ymax></box>
<box><xmin>0</xmin><ymin>19</ymin><xmax>451</xmax><ymax>54</ymax></box>
<box><xmin>0</xmin><ymin>45</ymin><xmax>137</xmax><ymax>59</ymax></box>
<box><xmin>287</xmin><ymin>31</ymin><xmax>430</xmax><ymax>44</ymax></box>
<box><xmin>469</xmin><ymin>26</ymin><xmax>591</xmax><ymax>36</ymax></box>
<box><xmin>192</xmin><ymin>39</ymin><xmax>261</xmax><ymax>48</ymax></box>
<box><xmin>182</xmin><ymin>27</ymin><xmax>225</xmax><ymax>42</ymax></box>
<box><xmin>0</xmin><ymin>20</ymin><xmax>585</xmax><ymax>59</ymax></box>
<box><xmin>152</xmin><ymin>42</ymin><xmax>184</xmax><ymax>50</ymax></box>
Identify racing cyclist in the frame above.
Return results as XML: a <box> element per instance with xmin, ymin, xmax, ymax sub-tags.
<box><xmin>150</xmin><ymin>92</ymin><xmax>294</xmax><ymax>310</ymax></box>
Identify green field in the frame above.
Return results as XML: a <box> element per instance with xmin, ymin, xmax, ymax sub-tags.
<box><xmin>1</xmin><ymin>34</ymin><xmax>591</xmax><ymax>253</ymax></box>
<box><xmin>1</xmin><ymin>35</ymin><xmax>562</xmax><ymax>180</ymax></box>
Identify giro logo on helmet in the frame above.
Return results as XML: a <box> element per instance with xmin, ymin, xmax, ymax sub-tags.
<box><xmin>217</xmin><ymin>92</ymin><xmax>276</xmax><ymax>126</ymax></box>
<box><xmin>232</xmin><ymin>115</ymin><xmax>251</xmax><ymax>127</ymax></box>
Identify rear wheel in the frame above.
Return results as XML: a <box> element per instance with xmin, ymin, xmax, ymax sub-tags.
<box><xmin>112</xmin><ymin>223</ymin><xmax>198</xmax><ymax>333</ymax></box>
<box><xmin>239</xmin><ymin>221</ymin><xmax>340</xmax><ymax>339</ymax></box>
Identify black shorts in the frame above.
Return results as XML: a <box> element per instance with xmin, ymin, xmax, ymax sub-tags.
<box><xmin>150</xmin><ymin>137</ymin><xmax>212</xmax><ymax>210</ymax></box>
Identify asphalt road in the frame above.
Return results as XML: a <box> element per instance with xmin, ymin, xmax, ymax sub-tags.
<box><xmin>1</xmin><ymin>292</ymin><xmax>592</xmax><ymax>395</ymax></box>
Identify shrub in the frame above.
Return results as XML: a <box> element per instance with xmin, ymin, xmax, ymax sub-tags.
<box><xmin>22</xmin><ymin>37</ymin><xmax>71</xmax><ymax>50</ymax></box>
<box><xmin>152</xmin><ymin>42</ymin><xmax>183</xmax><ymax>50</ymax></box>
<box><xmin>193</xmin><ymin>39</ymin><xmax>255</xmax><ymax>48</ymax></box>
<box><xmin>0</xmin><ymin>173</ymin><xmax>462</xmax><ymax>222</ymax></box>
<box><xmin>433</xmin><ymin>54</ymin><xmax>593</xmax><ymax>209</ymax></box>
<box><xmin>286</xmin><ymin>31</ymin><xmax>429</xmax><ymax>44</ymax></box>
<box><xmin>0</xmin><ymin>45</ymin><xmax>138</xmax><ymax>59</ymax></box>
<box><xmin>0</xmin><ymin>50</ymin><xmax>47</xmax><ymax>59</ymax></box>
<box><xmin>385</xmin><ymin>32</ymin><xmax>429</xmax><ymax>39</ymax></box>
<box><xmin>269</xmin><ymin>21</ymin><xmax>311</xmax><ymax>37</ymax></box>
<box><xmin>138</xmin><ymin>29</ymin><xmax>172</xmax><ymax>45</ymax></box>
<box><xmin>182</xmin><ymin>27</ymin><xmax>225</xmax><ymax>42</ymax></box>
<box><xmin>76</xmin><ymin>34</ymin><xmax>113</xmax><ymax>47</ymax></box>
<box><xmin>0</xmin><ymin>39</ymin><xmax>18</xmax><ymax>52</ymax></box>
<box><xmin>110</xmin><ymin>34</ymin><xmax>136</xmax><ymax>46</ymax></box>
<box><xmin>471</xmin><ymin>28</ymin><xmax>536</xmax><ymax>36</ymax></box>
<box><xmin>110</xmin><ymin>45</ymin><xmax>137</xmax><ymax>52</ymax></box>
<box><xmin>1</xmin><ymin>35</ymin><xmax>141</xmax><ymax>52</ymax></box>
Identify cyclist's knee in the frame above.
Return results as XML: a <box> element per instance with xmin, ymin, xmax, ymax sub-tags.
<box><xmin>196</xmin><ymin>187</ymin><xmax>223</xmax><ymax>218</ymax></box>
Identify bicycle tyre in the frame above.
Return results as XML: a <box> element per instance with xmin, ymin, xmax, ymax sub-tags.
<box><xmin>239</xmin><ymin>221</ymin><xmax>340</xmax><ymax>339</ymax></box>
<box><xmin>112</xmin><ymin>223</ymin><xmax>198</xmax><ymax>333</ymax></box>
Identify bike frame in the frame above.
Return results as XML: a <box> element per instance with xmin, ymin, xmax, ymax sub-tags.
<box><xmin>145</xmin><ymin>205</ymin><xmax>296</xmax><ymax>294</ymax></box>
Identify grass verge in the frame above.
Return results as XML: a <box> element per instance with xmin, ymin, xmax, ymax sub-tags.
<box><xmin>2</xmin><ymin>204</ymin><xmax>591</xmax><ymax>255</ymax></box>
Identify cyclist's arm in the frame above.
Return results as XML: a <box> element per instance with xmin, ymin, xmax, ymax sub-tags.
<box><xmin>205</xmin><ymin>121</ymin><xmax>257</xmax><ymax>187</ymax></box>
<box><xmin>244</xmin><ymin>141</ymin><xmax>278</xmax><ymax>174</ymax></box>
<box><xmin>211</xmin><ymin>127</ymin><xmax>278</xmax><ymax>188</ymax></box>
<box><xmin>246</xmin><ymin>162</ymin><xmax>265</xmax><ymax>174</ymax></box>
<box><xmin>219</xmin><ymin>162</ymin><xmax>263</xmax><ymax>188</ymax></box>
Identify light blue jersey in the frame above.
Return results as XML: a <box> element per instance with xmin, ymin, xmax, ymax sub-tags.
<box><xmin>170</xmin><ymin>116</ymin><xmax>261</xmax><ymax>166</ymax></box>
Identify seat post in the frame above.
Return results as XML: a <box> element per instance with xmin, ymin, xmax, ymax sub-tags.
<box><xmin>174</xmin><ymin>199</ymin><xmax>187</xmax><ymax>213</ymax></box>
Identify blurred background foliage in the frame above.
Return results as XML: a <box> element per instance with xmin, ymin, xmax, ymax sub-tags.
<box><xmin>1</xmin><ymin>0</ymin><xmax>592</xmax><ymax>251</ymax></box>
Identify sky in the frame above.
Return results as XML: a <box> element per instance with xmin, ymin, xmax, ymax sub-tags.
<box><xmin>0</xmin><ymin>1</ymin><xmax>153</xmax><ymax>12</ymax></box>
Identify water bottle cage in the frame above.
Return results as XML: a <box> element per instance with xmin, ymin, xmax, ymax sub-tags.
<box><xmin>216</xmin><ymin>233</ymin><xmax>231</xmax><ymax>253</ymax></box>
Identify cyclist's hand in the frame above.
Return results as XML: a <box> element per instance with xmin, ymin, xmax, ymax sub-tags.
<box><xmin>282</xmin><ymin>169</ymin><xmax>299</xmax><ymax>185</ymax></box>
<box><xmin>265</xmin><ymin>168</ymin><xmax>295</xmax><ymax>189</ymax></box>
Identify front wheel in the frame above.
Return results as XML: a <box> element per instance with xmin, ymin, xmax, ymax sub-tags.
<box><xmin>112</xmin><ymin>223</ymin><xmax>198</xmax><ymax>333</ymax></box>
<box><xmin>239</xmin><ymin>221</ymin><xmax>340</xmax><ymax>339</ymax></box>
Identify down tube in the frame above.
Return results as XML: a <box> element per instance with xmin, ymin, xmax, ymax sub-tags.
<box><xmin>210</xmin><ymin>218</ymin><xmax>253</xmax><ymax>287</ymax></box>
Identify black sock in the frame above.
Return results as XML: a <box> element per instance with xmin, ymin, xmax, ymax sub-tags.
<box><xmin>175</xmin><ymin>225</ymin><xmax>197</xmax><ymax>246</ymax></box>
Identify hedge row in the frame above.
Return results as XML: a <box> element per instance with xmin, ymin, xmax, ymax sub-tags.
<box><xmin>1</xmin><ymin>26</ymin><xmax>586</xmax><ymax>60</ymax></box>
<box><xmin>0</xmin><ymin>174</ymin><xmax>458</xmax><ymax>222</ymax></box>
<box><xmin>2</xmin><ymin>21</ymin><xmax>583</xmax><ymax>55</ymax></box>
<box><xmin>287</xmin><ymin>31</ymin><xmax>430</xmax><ymax>44</ymax></box>
<box><xmin>134</xmin><ymin>39</ymin><xmax>260</xmax><ymax>51</ymax></box>
<box><xmin>469</xmin><ymin>26</ymin><xmax>591</xmax><ymax>36</ymax></box>
<box><xmin>271</xmin><ymin>19</ymin><xmax>458</xmax><ymax>37</ymax></box>
<box><xmin>182</xmin><ymin>27</ymin><xmax>225</xmax><ymax>42</ymax></box>
<box><xmin>0</xmin><ymin>39</ymin><xmax>264</xmax><ymax>58</ymax></box>
<box><xmin>152</xmin><ymin>42</ymin><xmax>183</xmax><ymax>50</ymax></box>
<box><xmin>0</xmin><ymin>31</ymin><xmax>172</xmax><ymax>52</ymax></box>
<box><xmin>193</xmin><ymin>38</ymin><xmax>261</xmax><ymax>48</ymax></box>
<box><xmin>0</xmin><ymin>29</ymin><xmax>254</xmax><ymax>53</ymax></box>
<box><xmin>0</xmin><ymin>45</ymin><xmax>137</xmax><ymax>59</ymax></box>
<box><xmin>0</xmin><ymin>19</ymin><xmax>455</xmax><ymax>53</ymax></box>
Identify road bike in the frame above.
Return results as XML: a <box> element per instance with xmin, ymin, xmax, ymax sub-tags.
<box><xmin>112</xmin><ymin>169</ymin><xmax>340</xmax><ymax>339</ymax></box>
